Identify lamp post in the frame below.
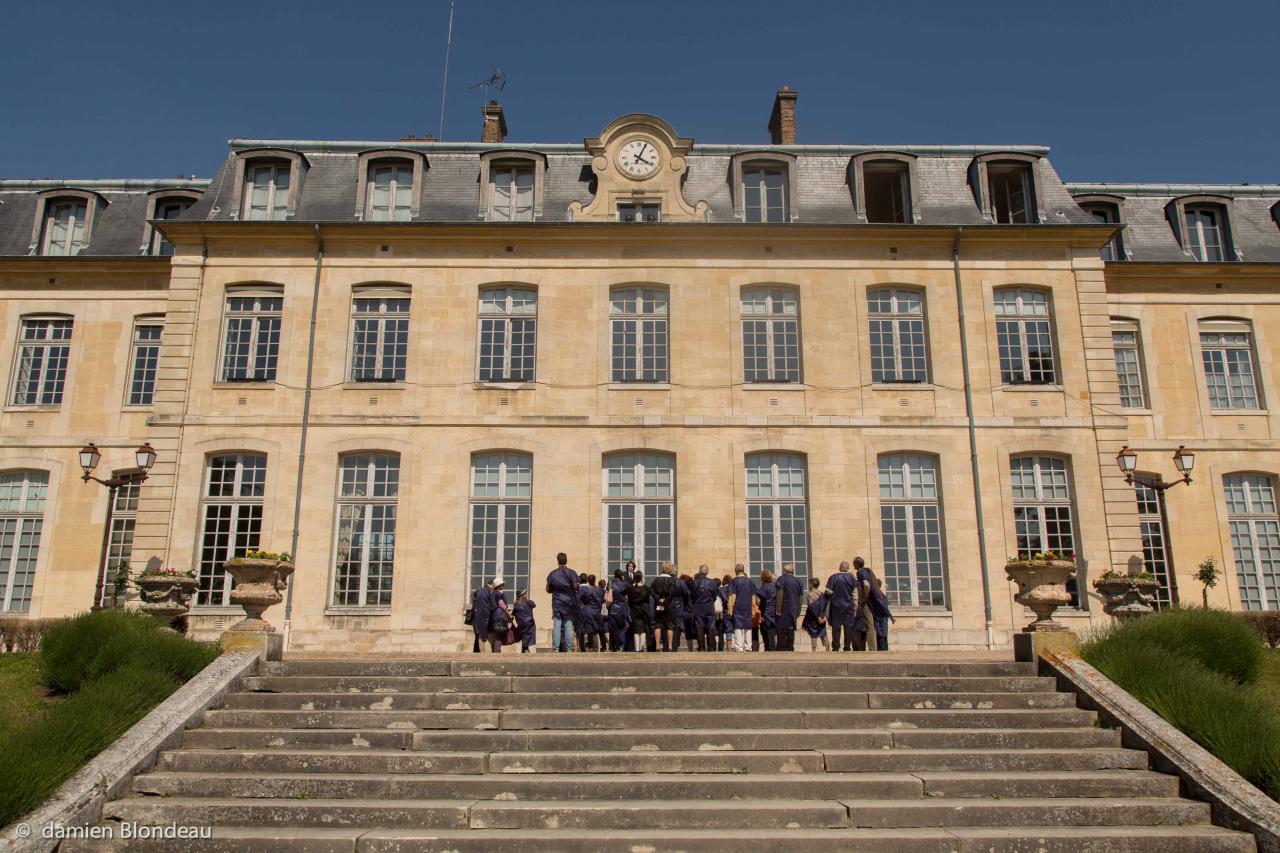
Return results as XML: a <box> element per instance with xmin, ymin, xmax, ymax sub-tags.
<box><xmin>1115</xmin><ymin>445</ymin><xmax>1195</xmax><ymax>492</ymax></box>
<box><xmin>80</xmin><ymin>442</ymin><xmax>157</xmax><ymax>610</ymax></box>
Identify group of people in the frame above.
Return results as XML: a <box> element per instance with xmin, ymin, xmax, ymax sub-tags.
<box><xmin>470</xmin><ymin>553</ymin><xmax>896</xmax><ymax>654</ymax></box>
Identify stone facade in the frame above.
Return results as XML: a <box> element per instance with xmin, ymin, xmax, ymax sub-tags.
<box><xmin>1</xmin><ymin>103</ymin><xmax>1277</xmax><ymax>652</ymax></box>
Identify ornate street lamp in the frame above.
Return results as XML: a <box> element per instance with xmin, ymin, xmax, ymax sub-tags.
<box><xmin>79</xmin><ymin>442</ymin><xmax>158</xmax><ymax>609</ymax></box>
<box><xmin>1115</xmin><ymin>445</ymin><xmax>1194</xmax><ymax>491</ymax></box>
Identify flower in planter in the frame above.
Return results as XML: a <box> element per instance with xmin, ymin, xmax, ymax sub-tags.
<box><xmin>138</xmin><ymin>566</ymin><xmax>195</xmax><ymax>579</ymax></box>
<box><xmin>239</xmin><ymin>549</ymin><xmax>293</xmax><ymax>563</ymax></box>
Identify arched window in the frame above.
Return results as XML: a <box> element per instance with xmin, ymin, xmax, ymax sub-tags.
<box><xmin>741</xmin><ymin>288</ymin><xmax>801</xmax><ymax>383</ymax></box>
<box><xmin>745</xmin><ymin>453</ymin><xmax>809</xmax><ymax>583</ymax></box>
<box><xmin>851</xmin><ymin>154</ymin><xmax>917</xmax><ymax>224</ymax></box>
<box><xmin>243</xmin><ymin>160</ymin><xmax>291</xmax><ymax>221</ymax></box>
<box><xmin>1010</xmin><ymin>454</ymin><xmax>1080</xmax><ymax>607</ymax></box>
<box><xmin>219</xmin><ymin>287</ymin><xmax>283</xmax><ymax>383</ymax></box>
<box><xmin>0</xmin><ymin>471</ymin><xmax>49</xmax><ymax>613</ymax></box>
<box><xmin>1223</xmin><ymin>474</ymin><xmax>1280</xmax><ymax>610</ymax></box>
<box><xmin>9</xmin><ymin>315</ymin><xmax>73</xmax><ymax>406</ymax></box>
<box><xmin>332</xmin><ymin>454</ymin><xmax>399</xmax><ymax>607</ymax></box>
<box><xmin>994</xmin><ymin>289</ymin><xmax>1056</xmax><ymax>385</ymax></box>
<box><xmin>196</xmin><ymin>454</ymin><xmax>267</xmax><ymax>606</ymax></box>
<box><xmin>878</xmin><ymin>454</ymin><xmax>946</xmax><ymax>607</ymax></box>
<box><xmin>1199</xmin><ymin>319</ymin><xmax>1261</xmax><ymax>410</ymax></box>
<box><xmin>867</xmin><ymin>288</ymin><xmax>928</xmax><ymax>383</ymax></box>
<box><xmin>349</xmin><ymin>286</ymin><xmax>410</xmax><ymax>383</ymax></box>
<box><xmin>468</xmin><ymin>453</ymin><xmax>532</xmax><ymax>595</ymax></box>
<box><xmin>602</xmin><ymin>452</ymin><xmax>675</xmax><ymax>576</ymax></box>
<box><xmin>610</xmin><ymin>288</ymin><xmax>669</xmax><ymax>383</ymax></box>
<box><xmin>477</xmin><ymin>287</ymin><xmax>537</xmax><ymax>382</ymax></box>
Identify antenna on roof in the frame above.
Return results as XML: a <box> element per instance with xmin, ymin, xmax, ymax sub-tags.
<box><xmin>467</xmin><ymin>66</ymin><xmax>507</xmax><ymax>107</ymax></box>
<box><xmin>437</xmin><ymin>1</ymin><xmax>455</xmax><ymax>141</ymax></box>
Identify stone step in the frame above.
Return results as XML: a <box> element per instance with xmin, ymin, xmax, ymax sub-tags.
<box><xmin>262</xmin><ymin>659</ymin><xmax>1036</xmax><ymax>679</ymax></box>
<box><xmin>158</xmin><ymin>745</ymin><xmax>1149</xmax><ymax>775</ymax></box>
<box><xmin>223</xmin><ymin>690</ymin><xmax>1074</xmax><ymax>711</ymax></box>
<box><xmin>103</xmin><ymin>796</ymin><xmax>1209</xmax><ymax>830</ymax></box>
<box><xmin>59</xmin><ymin>825</ymin><xmax>1259</xmax><ymax>853</ymax></box>
<box><xmin>201</xmin><ymin>706</ymin><xmax>1095</xmax><ymax>731</ymax></box>
<box><xmin>241</xmin><ymin>674</ymin><xmax>1058</xmax><ymax>694</ymax></box>
<box><xmin>129</xmin><ymin>769</ymin><xmax>1178</xmax><ymax>801</ymax></box>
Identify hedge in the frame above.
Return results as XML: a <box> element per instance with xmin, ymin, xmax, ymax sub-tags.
<box><xmin>0</xmin><ymin>617</ymin><xmax>62</xmax><ymax>653</ymax></box>
<box><xmin>1240</xmin><ymin>611</ymin><xmax>1280</xmax><ymax>648</ymax></box>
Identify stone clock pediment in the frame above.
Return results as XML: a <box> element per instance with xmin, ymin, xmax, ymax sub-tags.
<box><xmin>569</xmin><ymin>114</ymin><xmax>709</xmax><ymax>222</ymax></box>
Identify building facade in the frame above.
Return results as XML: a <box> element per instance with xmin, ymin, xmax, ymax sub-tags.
<box><xmin>2</xmin><ymin>92</ymin><xmax>1277</xmax><ymax>651</ymax></box>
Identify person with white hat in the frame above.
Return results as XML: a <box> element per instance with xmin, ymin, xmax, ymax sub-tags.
<box><xmin>472</xmin><ymin>576</ymin><xmax>509</xmax><ymax>653</ymax></box>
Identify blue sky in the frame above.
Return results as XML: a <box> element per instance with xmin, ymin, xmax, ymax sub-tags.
<box><xmin>2</xmin><ymin>0</ymin><xmax>1277</xmax><ymax>184</ymax></box>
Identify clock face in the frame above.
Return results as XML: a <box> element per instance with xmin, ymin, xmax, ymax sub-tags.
<box><xmin>616</xmin><ymin>139</ymin><xmax>660</xmax><ymax>179</ymax></box>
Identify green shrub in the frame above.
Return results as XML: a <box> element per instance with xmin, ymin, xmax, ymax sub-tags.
<box><xmin>1084</xmin><ymin>607</ymin><xmax>1264</xmax><ymax>685</ymax></box>
<box><xmin>0</xmin><ymin>665</ymin><xmax>179</xmax><ymax>827</ymax></box>
<box><xmin>40</xmin><ymin>610</ymin><xmax>217</xmax><ymax>694</ymax></box>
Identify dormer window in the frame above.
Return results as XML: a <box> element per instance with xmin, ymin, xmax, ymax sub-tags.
<box><xmin>742</xmin><ymin>165</ymin><xmax>788</xmax><ymax>223</ymax></box>
<box><xmin>366</xmin><ymin>162</ymin><xmax>414</xmax><ymax>222</ymax></box>
<box><xmin>244</xmin><ymin>161</ymin><xmax>290</xmax><ymax>221</ymax></box>
<box><xmin>149</xmin><ymin>196</ymin><xmax>195</xmax><ymax>256</ymax></box>
<box><xmin>490</xmin><ymin>163</ymin><xmax>534</xmax><ymax>221</ymax></box>
<box><xmin>618</xmin><ymin>202</ymin><xmax>661</xmax><ymax>223</ymax></box>
<box><xmin>850</xmin><ymin>153</ymin><xmax>919</xmax><ymax>224</ymax></box>
<box><xmin>1078</xmin><ymin>200</ymin><xmax>1125</xmax><ymax>261</ymax></box>
<box><xmin>971</xmin><ymin>154</ymin><xmax>1041</xmax><ymax>224</ymax></box>
<box><xmin>41</xmin><ymin>199</ymin><xmax>88</xmax><ymax>256</ymax></box>
<box><xmin>1184</xmin><ymin>205</ymin><xmax>1224</xmax><ymax>262</ymax></box>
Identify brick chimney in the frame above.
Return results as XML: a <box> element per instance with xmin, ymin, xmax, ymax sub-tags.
<box><xmin>482</xmin><ymin>101</ymin><xmax>508</xmax><ymax>144</ymax></box>
<box><xmin>768</xmin><ymin>86</ymin><xmax>797</xmax><ymax>145</ymax></box>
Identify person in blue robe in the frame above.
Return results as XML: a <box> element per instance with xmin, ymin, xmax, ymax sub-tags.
<box><xmin>824</xmin><ymin>561</ymin><xmax>858</xmax><ymax>652</ymax></box>
<box><xmin>691</xmin><ymin>565</ymin><xmax>720</xmax><ymax>652</ymax></box>
<box><xmin>727</xmin><ymin>563</ymin><xmax>757</xmax><ymax>652</ymax></box>
<box><xmin>802</xmin><ymin>577</ymin><xmax>829</xmax><ymax>651</ymax></box>
<box><xmin>775</xmin><ymin>563</ymin><xmax>805</xmax><ymax>651</ymax></box>
<box><xmin>512</xmin><ymin>589</ymin><xmax>537</xmax><ymax>653</ymax></box>
<box><xmin>756</xmin><ymin>570</ymin><xmax>779</xmax><ymax>652</ymax></box>
<box><xmin>607</xmin><ymin>569</ymin><xmax>632</xmax><ymax>652</ymax></box>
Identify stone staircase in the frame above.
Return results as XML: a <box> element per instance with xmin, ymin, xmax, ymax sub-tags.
<box><xmin>67</xmin><ymin>654</ymin><xmax>1255</xmax><ymax>852</ymax></box>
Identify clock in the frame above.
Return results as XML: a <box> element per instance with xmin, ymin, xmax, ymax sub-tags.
<box><xmin>616</xmin><ymin>138</ymin><xmax>660</xmax><ymax>179</ymax></box>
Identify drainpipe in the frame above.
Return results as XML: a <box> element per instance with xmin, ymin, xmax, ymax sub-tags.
<box><xmin>282</xmin><ymin>224</ymin><xmax>323</xmax><ymax>651</ymax></box>
<box><xmin>952</xmin><ymin>228</ymin><xmax>995</xmax><ymax>648</ymax></box>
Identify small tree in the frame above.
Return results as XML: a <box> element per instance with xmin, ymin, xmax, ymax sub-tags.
<box><xmin>1195</xmin><ymin>556</ymin><xmax>1220</xmax><ymax>607</ymax></box>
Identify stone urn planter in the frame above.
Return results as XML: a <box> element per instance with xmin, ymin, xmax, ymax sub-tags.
<box><xmin>1006</xmin><ymin>559</ymin><xmax>1077</xmax><ymax>633</ymax></box>
<box><xmin>224</xmin><ymin>557</ymin><xmax>294</xmax><ymax>632</ymax></box>
<box><xmin>1094</xmin><ymin>574</ymin><xmax>1160</xmax><ymax>619</ymax></box>
<box><xmin>134</xmin><ymin>573</ymin><xmax>198</xmax><ymax>629</ymax></box>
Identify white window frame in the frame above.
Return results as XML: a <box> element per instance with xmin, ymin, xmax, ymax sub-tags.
<box><xmin>195</xmin><ymin>454</ymin><xmax>266</xmax><ymax>607</ymax></box>
<box><xmin>868</xmin><ymin>288</ymin><xmax>929</xmax><ymax>383</ymax></box>
<box><xmin>744</xmin><ymin>453</ymin><xmax>810</xmax><ymax>584</ymax></box>
<box><xmin>1134</xmin><ymin>477</ymin><xmax>1175</xmax><ymax>609</ymax></box>
<box><xmin>41</xmin><ymin>198</ymin><xmax>90</xmax><ymax>256</ymax></box>
<box><xmin>741</xmin><ymin>288</ymin><xmax>802</xmax><ymax>384</ymax></box>
<box><xmin>609</xmin><ymin>288</ymin><xmax>669</xmax><ymax>383</ymax></box>
<box><xmin>602</xmin><ymin>452</ymin><xmax>676</xmax><ymax>576</ymax></box>
<box><xmin>467</xmin><ymin>452</ymin><xmax>533</xmax><ymax>596</ymax></box>
<box><xmin>742</xmin><ymin>164</ymin><xmax>789</xmax><ymax>223</ymax></box>
<box><xmin>489</xmin><ymin>163</ymin><xmax>535</xmax><ymax>222</ymax></box>
<box><xmin>1111</xmin><ymin>319</ymin><xmax>1147</xmax><ymax>409</ymax></box>
<box><xmin>1200</xmin><ymin>322</ymin><xmax>1262</xmax><ymax>410</ymax></box>
<box><xmin>1224</xmin><ymin>473</ymin><xmax>1280</xmax><ymax>611</ymax></box>
<box><xmin>1184</xmin><ymin>205</ymin><xmax>1225</xmax><ymax>262</ymax></box>
<box><xmin>331</xmin><ymin>454</ymin><xmax>399</xmax><ymax>608</ymax></box>
<box><xmin>10</xmin><ymin>316</ymin><xmax>73</xmax><ymax>406</ymax></box>
<box><xmin>243</xmin><ymin>161</ymin><xmax>291</xmax><ymax>221</ymax></box>
<box><xmin>1010</xmin><ymin>454</ymin><xmax>1081</xmax><ymax>608</ymax></box>
<box><xmin>476</xmin><ymin>287</ymin><xmax>537</xmax><ymax>383</ymax></box>
<box><xmin>104</xmin><ymin>480</ymin><xmax>141</xmax><ymax>609</ymax></box>
<box><xmin>994</xmin><ymin>289</ymin><xmax>1057</xmax><ymax>385</ymax></box>
<box><xmin>988</xmin><ymin>162</ymin><xmax>1034</xmax><ymax>224</ymax></box>
<box><xmin>126</xmin><ymin>318</ymin><xmax>163</xmax><ymax>406</ymax></box>
<box><xmin>349</xmin><ymin>291</ymin><xmax>410</xmax><ymax>382</ymax></box>
<box><xmin>878</xmin><ymin>454</ymin><xmax>947</xmax><ymax>608</ymax></box>
<box><xmin>365</xmin><ymin>162</ymin><xmax>414</xmax><ymax>222</ymax></box>
<box><xmin>0</xmin><ymin>470</ymin><xmax>48</xmax><ymax>613</ymax></box>
<box><xmin>218</xmin><ymin>291</ymin><xmax>283</xmax><ymax>383</ymax></box>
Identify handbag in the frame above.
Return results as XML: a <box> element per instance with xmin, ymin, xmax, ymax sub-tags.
<box><xmin>463</xmin><ymin>607</ymin><xmax>475</xmax><ymax>626</ymax></box>
<box><xmin>491</xmin><ymin>604</ymin><xmax>510</xmax><ymax>633</ymax></box>
<box><xmin>714</xmin><ymin>596</ymin><xmax>723</xmax><ymax>616</ymax></box>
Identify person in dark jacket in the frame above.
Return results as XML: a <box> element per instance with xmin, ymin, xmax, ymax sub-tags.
<box><xmin>727</xmin><ymin>563</ymin><xmax>757</xmax><ymax>652</ymax></box>
<box><xmin>651</xmin><ymin>562</ymin><xmax>679</xmax><ymax>652</ymax></box>
<box><xmin>691</xmin><ymin>565</ymin><xmax>719</xmax><ymax>652</ymax></box>
<box><xmin>628</xmin><ymin>569</ymin><xmax>652</xmax><ymax>651</ymax></box>
<box><xmin>802</xmin><ymin>577</ymin><xmax>829</xmax><ymax>651</ymax></box>
<box><xmin>717</xmin><ymin>575</ymin><xmax>733</xmax><ymax>651</ymax></box>
<box><xmin>622</xmin><ymin>560</ymin><xmax>638</xmax><ymax>651</ymax></box>
<box><xmin>851</xmin><ymin>556</ymin><xmax>875</xmax><ymax>652</ymax></box>
<box><xmin>871</xmin><ymin>575</ymin><xmax>895</xmax><ymax>651</ymax></box>
<box><xmin>775</xmin><ymin>562</ymin><xmax>804</xmax><ymax>651</ymax></box>
<box><xmin>756</xmin><ymin>569</ymin><xmax>779</xmax><ymax>652</ymax></box>
<box><xmin>678</xmin><ymin>573</ymin><xmax>696</xmax><ymax>652</ymax></box>
<box><xmin>546</xmin><ymin>552</ymin><xmax>580</xmax><ymax>653</ymax></box>
<box><xmin>607</xmin><ymin>569</ymin><xmax>632</xmax><ymax>651</ymax></box>
<box><xmin>576</xmin><ymin>573</ymin><xmax>600</xmax><ymax>652</ymax></box>
<box><xmin>512</xmin><ymin>589</ymin><xmax>537</xmax><ymax>653</ymax></box>
<box><xmin>472</xmin><ymin>577</ymin><xmax>508</xmax><ymax>653</ymax></box>
<box><xmin>825</xmin><ymin>561</ymin><xmax>858</xmax><ymax>651</ymax></box>
<box><xmin>595</xmin><ymin>577</ymin><xmax>610</xmax><ymax>651</ymax></box>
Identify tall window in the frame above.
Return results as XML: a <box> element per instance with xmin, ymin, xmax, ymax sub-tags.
<box><xmin>489</xmin><ymin>164</ymin><xmax>533</xmax><ymax>221</ymax></box>
<box><xmin>219</xmin><ymin>293</ymin><xmax>282</xmax><ymax>382</ymax></box>
<box><xmin>477</xmin><ymin>288</ymin><xmax>536</xmax><ymax>382</ymax></box>
<box><xmin>350</xmin><ymin>293</ymin><xmax>409</xmax><ymax>382</ymax></box>
<box><xmin>366</xmin><ymin>162</ymin><xmax>413</xmax><ymax>222</ymax></box>
<box><xmin>150</xmin><ymin>197</ymin><xmax>193</xmax><ymax>256</ymax></box>
<box><xmin>11</xmin><ymin>317</ymin><xmax>73</xmax><ymax>406</ymax></box>
<box><xmin>1225</xmin><ymin>474</ymin><xmax>1280</xmax><ymax>611</ymax></box>
<box><xmin>1201</xmin><ymin>324</ymin><xmax>1260</xmax><ymax>410</ymax></box>
<box><xmin>41</xmin><ymin>199</ymin><xmax>89</xmax><ymax>256</ymax></box>
<box><xmin>1011</xmin><ymin>455</ymin><xmax>1080</xmax><ymax>607</ymax></box>
<box><xmin>879</xmin><ymin>454</ymin><xmax>946</xmax><ymax>608</ymax></box>
<box><xmin>332</xmin><ymin>454</ymin><xmax>398</xmax><ymax>607</ymax></box>
<box><xmin>743</xmin><ymin>165</ymin><xmax>788</xmax><ymax>223</ymax></box>
<box><xmin>468</xmin><ymin>453</ymin><xmax>532</xmax><ymax>596</ymax></box>
<box><xmin>1081</xmin><ymin>202</ymin><xmax>1124</xmax><ymax>261</ymax></box>
<box><xmin>995</xmin><ymin>289</ymin><xmax>1056</xmax><ymax>385</ymax></box>
<box><xmin>863</xmin><ymin>162</ymin><xmax>911</xmax><ymax>224</ymax></box>
<box><xmin>868</xmin><ymin>288</ymin><xmax>928</xmax><ymax>383</ymax></box>
<box><xmin>1184</xmin><ymin>205</ymin><xmax>1225</xmax><ymax>262</ymax></box>
<box><xmin>988</xmin><ymin>163</ymin><xmax>1034</xmax><ymax>224</ymax></box>
<box><xmin>1135</xmin><ymin>479</ymin><xmax>1175</xmax><ymax>609</ymax></box>
<box><xmin>610</xmin><ymin>288</ymin><xmax>669</xmax><ymax>383</ymax></box>
<box><xmin>603</xmin><ymin>453</ymin><xmax>675</xmax><ymax>576</ymax></box>
<box><xmin>244</xmin><ymin>161</ymin><xmax>290</xmax><ymax>221</ymax></box>
<box><xmin>127</xmin><ymin>320</ymin><xmax>163</xmax><ymax>405</ymax></box>
<box><xmin>1111</xmin><ymin>320</ymin><xmax>1147</xmax><ymax>408</ymax></box>
<box><xmin>104</xmin><ymin>481</ymin><xmax>140</xmax><ymax>609</ymax></box>
<box><xmin>196</xmin><ymin>454</ymin><xmax>266</xmax><ymax>607</ymax></box>
<box><xmin>0</xmin><ymin>471</ymin><xmax>48</xmax><ymax>613</ymax></box>
<box><xmin>745</xmin><ymin>453</ymin><xmax>809</xmax><ymax>583</ymax></box>
<box><xmin>741</xmin><ymin>288</ymin><xmax>801</xmax><ymax>383</ymax></box>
